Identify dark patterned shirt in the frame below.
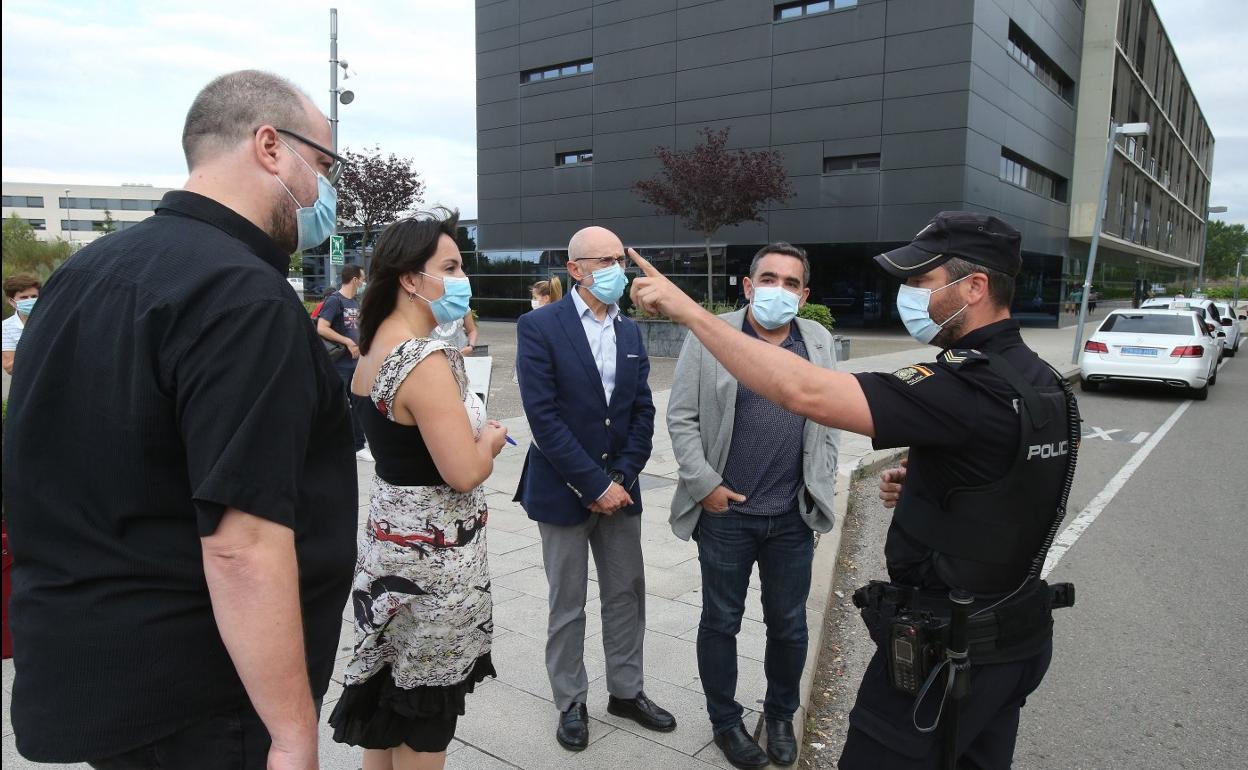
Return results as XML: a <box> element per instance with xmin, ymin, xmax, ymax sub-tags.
<box><xmin>720</xmin><ymin>317</ymin><xmax>809</xmax><ymax>515</ymax></box>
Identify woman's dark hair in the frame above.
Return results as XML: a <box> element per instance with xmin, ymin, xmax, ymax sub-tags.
<box><xmin>358</xmin><ymin>208</ymin><xmax>460</xmax><ymax>355</ymax></box>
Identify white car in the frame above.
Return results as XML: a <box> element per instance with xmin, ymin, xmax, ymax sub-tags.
<box><xmin>1211</xmin><ymin>301</ymin><xmax>1242</xmax><ymax>357</ymax></box>
<box><xmin>1080</xmin><ymin>309</ymin><xmax>1219</xmax><ymax>400</ymax></box>
<box><xmin>1141</xmin><ymin>297</ymin><xmax>1228</xmax><ymax>359</ymax></box>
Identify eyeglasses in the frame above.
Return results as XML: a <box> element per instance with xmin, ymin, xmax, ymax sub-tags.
<box><xmin>572</xmin><ymin>254</ymin><xmax>628</xmax><ymax>269</ymax></box>
<box><xmin>275</xmin><ymin>128</ymin><xmax>346</xmax><ymax>184</ymax></box>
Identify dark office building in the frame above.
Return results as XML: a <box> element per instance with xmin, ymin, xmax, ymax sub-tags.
<box><xmin>474</xmin><ymin>0</ymin><xmax>1212</xmax><ymax>324</ymax></box>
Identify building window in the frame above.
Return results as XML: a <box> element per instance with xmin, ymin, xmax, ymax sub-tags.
<box><xmin>556</xmin><ymin>150</ymin><xmax>593</xmax><ymax>166</ymax></box>
<box><xmin>2</xmin><ymin>195</ymin><xmax>45</xmax><ymax>207</ymax></box>
<box><xmin>999</xmin><ymin>149</ymin><xmax>1067</xmax><ymax>203</ymax></box>
<box><xmin>1006</xmin><ymin>22</ymin><xmax>1075</xmax><ymax>103</ymax></box>
<box><xmin>774</xmin><ymin>0</ymin><xmax>856</xmax><ymax>20</ymax></box>
<box><xmin>521</xmin><ymin>59</ymin><xmax>593</xmax><ymax>84</ymax></box>
<box><xmin>58</xmin><ymin>197</ymin><xmax>157</xmax><ymax>211</ymax></box>
<box><xmin>24</xmin><ymin>219</ymin><xmax>46</xmax><ymax>230</ymax></box>
<box><xmin>823</xmin><ymin>153</ymin><xmax>880</xmax><ymax>173</ymax></box>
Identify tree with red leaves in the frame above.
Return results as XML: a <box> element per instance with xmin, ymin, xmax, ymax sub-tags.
<box><xmin>633</xmin><ymin>127</ymin><xmax>793</xmax><ymax>302</ymax></box>
<box><xmin>337</xmin><ymin>145</ymin><xmax>425</xmax><ymax>254</ymax></box>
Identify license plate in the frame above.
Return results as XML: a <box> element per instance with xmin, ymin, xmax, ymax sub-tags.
<box><xmin>1121</xmin><ymin>347</ymin><xmax>1158</xmax><ymax>357</ymax></box>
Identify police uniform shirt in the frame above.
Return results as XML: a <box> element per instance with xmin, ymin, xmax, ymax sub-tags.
<box><xmin>852</xmin><ymin>319</ymin><xmax>1054</xmax><ymax>591</ymax></box>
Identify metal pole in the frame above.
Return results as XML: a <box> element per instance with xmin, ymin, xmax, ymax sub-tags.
<box><xmin>1235</xmin><ymin>250</ymin><xmax>1243</xmax><ymax>309</ymax></box>
<box><xmin>328</xmin><ymin>8</ymin><xmax>339</xmax><ymax>287</ymax></box>
<box><xmin>1196</xmin><ymin>215</ymin><xmax>1209</xmax><ymax>292</ymax></box>
<box><xmin>1072</xmin><ymin>123</ymin><xmax>1118</xmax><ymax>364</ymax></box>
<box><xmin>63</xmin><ymin>188</ymin><xmax>72</xmax><ymax>248</ymax></box>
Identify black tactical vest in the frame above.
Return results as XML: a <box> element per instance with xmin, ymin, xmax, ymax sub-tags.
<box><xmin>892</xmin><ymin>350</ymin><xmax>1076</xmax><ymax>593</ymax></box>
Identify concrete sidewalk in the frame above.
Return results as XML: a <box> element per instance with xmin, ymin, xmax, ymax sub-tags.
<box><xmin>1</xmin><ymin>324</ymin><xmax>1085</xmax><ymax>770</ymax></box>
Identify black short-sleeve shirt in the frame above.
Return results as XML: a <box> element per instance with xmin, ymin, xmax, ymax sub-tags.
<box><xmin>853</xmin><ymin>320</ymin><xmax>1051</xmax><ymax>590</ymax></box>
<box><xmin>2</xmin><ymin>191</ymin><xmax>358</xmax><ymax>761</ymax></box>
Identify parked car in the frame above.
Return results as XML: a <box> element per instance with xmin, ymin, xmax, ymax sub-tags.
<box><xmin>1211</xmin><ymin>301</ymin><xmax>1242</xmax><ymax>357</ymax></box>
<box><xmin>1080</xmin><ymin>309</ymin><xmax>1220</xmax><ymax>400</ymax></box>
<box><xmin>1141</xmin><ymin>297</ymin><xmax>1228</xmax><ymax>359</ymax></box>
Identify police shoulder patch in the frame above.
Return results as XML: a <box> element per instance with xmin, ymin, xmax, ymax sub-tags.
<box><xmin>891</xmin><ymin>364</ymin><xmax>935</xmax><ymax>386</ymax></box>
<box><xmin>939</xmin><ymin>348</ymin><xmax>989</xmax><ymax>368</ymax></box>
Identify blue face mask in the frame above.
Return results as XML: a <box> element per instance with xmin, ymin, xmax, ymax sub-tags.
<box><xmin>750</xmin><ymin>285</ymin><xmax>801</xmax><ymax>330</ymax></box>
<box><xmin>15</xmin><ymin>297</ymin><xmax>37</xmax><ymax>316</ymax></box>
<box><xmin>276</xmin><ymin>140</ymin><xmax>338</xmax><ymax>252</ymax></box>
<box><xmin>896</xmin><ymin>274</ymin><xmax>970</xmax><ymax>344</ymax></box>
<box><xmin>585</xmin><ymin>263</ymin><xmax>627</xmax><ymax>305</ymax></box>
<box><xmin>418</xmin><ymin>272</ymin><xmax>473</xmax><ymax>326</ymax></box>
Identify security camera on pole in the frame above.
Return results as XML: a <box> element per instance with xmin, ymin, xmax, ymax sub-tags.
<box><xmin>328</xmin><ymin>7</ymin><xmax>354</xmax><ymax>288</ymax></box>
<box><xmin>1071</xmin><ymin>121</ymin><xmax>1149</xmax><ymax>364</ymax></box>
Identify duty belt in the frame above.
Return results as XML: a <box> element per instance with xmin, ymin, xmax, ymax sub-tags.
<box><xmin>852</xmin><ymin>579</ymin><xmax>1075</xmax><ymax>663</ymax></box>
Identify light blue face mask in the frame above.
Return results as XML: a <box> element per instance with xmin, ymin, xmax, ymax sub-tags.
<box><xmin>418</xmin><ymin>272</ymin><xmax>473</xmax><ymax>326</ymax></box>
<box><xmin>15</xmin><ymin>297</ymin><xmax>37</xmax><ymax>316</ymax></box>
<box><xmin>750</xmin><ymin>285</ymin><xmax>801</xmax><ymax>330</ymax></box>
<box><xmin>585</xmin><ymin>263</ymin><xmax>627</xmax><ymax>305</ymax></box>
<box><xmin>276</xmin><ymin>140</ymin><xmax>338</xmax><ymax>252</ymax></box>
<box><xmin>896</xmin><ymin>274</ymin><xmax>971</xmax><ymax>344</ymax></box>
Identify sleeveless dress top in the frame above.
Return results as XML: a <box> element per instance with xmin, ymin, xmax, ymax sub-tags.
<box><xmin>329</xmin><ymin>338</ymin><xmax>495</xmax><ymax>748</ymax></box>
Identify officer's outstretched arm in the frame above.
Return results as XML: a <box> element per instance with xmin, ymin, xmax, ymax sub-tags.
<box><xmin>630</xmin><ymin>250</ymin><xmax>875</xmax><ymax>437</ymax></box>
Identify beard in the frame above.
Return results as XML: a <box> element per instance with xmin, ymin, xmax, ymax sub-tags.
<box><xmin>267</xmin><ymin>189</ymin><xmax>299</xmax><ymax>255</ymax></box>
<box><xmin>929</xmin><ymin>291</ymin><xmax>970</xmax><ymax>349</ymax></box>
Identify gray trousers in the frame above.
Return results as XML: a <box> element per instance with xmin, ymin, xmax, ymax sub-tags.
<box><xmin>539</xmin><ymin>511</ymin><xmax>646</xmax><ymax>712</ymax></box>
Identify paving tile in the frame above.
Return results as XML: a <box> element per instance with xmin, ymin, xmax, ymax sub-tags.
<box><xmin>490</xmin><ymin>625</ymin><xmax>606</xmax><ymax>703</ymax></box>
<box><xmin>507</xmin><ymin>542</ymin><xmax>546</xmax><ymax>568</ymax></box>
<box><xmin>547</xmin><ymin>727</ymin><xmax>720</xmax><ymax>769</ymax></box>
<box><xmin>445</xmin><ymin>744</ymin><xmax>518</xmax><ymax>769</ymax></box>
<box><xmin>317</xmin><ymin>720</ymin><xmax>363</xmax><ymax>770</ymax></box>
<box><xmin>639</xmin><ymin>538</ymin><xmax>700</xmax><ymax>570</ymax></box>
<box><xmin>455</xmin><ymin>680</ymin><xmax>615</xmax><ymax>768</ymax></box>
<box><xmin>487</xmin><ymin>551</ymin><xmax>534</xmax><ymax>579</ymax></box>
<box><xmin>492</xmin><ymin>564</ymin><xmax>549</xmax><ymax>600</ymax></box>
<box><xmin>683</xmin><ymin>652</ymin><xmax>770</xmax><ymax>713</ymax></box>
<box><xmin>2</xmin><ymin>687</ymin><xmax>12</xmax><ymax>738</ymax></box>
<box><xmin>490</xmin><ymin>583</ymin><xmax>523</xmax><ymax>606</ymax></box>
<box><xmin>583</xmin><ymin>630</ymin><xmax>699</xmax><ymax>690</ymax></box>
<box><xmin>642</xmin><ymin>594</ymin><xmax>703</xmax><ymax>638</ymax></box>
<box><xmin>492</xmin><ymin>593</ymin><xmax>552</xmax><ymax>641</ymax></box>
<box><xmin>2</xmin><ymin>658</ymin><xmax>13</xmax><ymax>695</ymax></box>
<box><xmin>486</xmin><ymin>528</ymin><xmax>539</xmax><ymax>556</ymax></box>
<box><xmin>586</xmin><ymin>675</ymin><xmax>721</xmax><ymax>757</ymax></box>
<box><xmin>643</xmin><ymin>559</ymin><xmax>705</xmax><ymax>600</ymax></box>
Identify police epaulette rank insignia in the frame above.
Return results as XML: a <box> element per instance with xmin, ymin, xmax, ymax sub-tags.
<box><xmin>940</xmin><ymin>348</ymin><xmax>988</xmax><ymax>367</ymax></box>
<box><xmin>891</xmin><ymin>364</ymin><xmax>934</xmax><ymax>385</ymax></box>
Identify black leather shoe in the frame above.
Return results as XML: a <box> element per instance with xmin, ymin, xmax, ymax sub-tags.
<box><xmin>713</xmin><ymin>723</ymin><xmax>770</xmax><ymax>769</ymax></box>
<box><xmin>765</xmin><ymin>718</ymin><xmax>798</xmax><ymax>766</ymax></box>
<box><xmin>606</xmin><ymin>691</ymin><xmax>677</xmax><ymax>732</ymax></box>
<box><xmin>556</xmin><ymin>703</ymin><xmax>589</xmax><ymax>751</ymax></box>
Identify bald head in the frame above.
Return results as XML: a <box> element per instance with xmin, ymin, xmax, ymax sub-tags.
<box><xmin>182</xmin><ymin>70</ymin><xmax>324</xmax><ymax>170</ymax></box>
<box><xmin>568</xmin><ymin>226</ymin><xmax>624</xmax><ymax>262</ymax></box>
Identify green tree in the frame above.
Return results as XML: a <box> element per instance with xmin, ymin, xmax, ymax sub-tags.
<box><xmin>1204</xmin><ymin>219</ymin><xmax>1248</xmax><ymax>279</ymax></box>
<box><xmin>289</xmin><ymin>251</ymin><xmax>304</xmax><ymax>274</ymax></box>
<box><xmin>100</xmin><ymin>209</ymin><xmax>117</xmax><ymax>235</ymax></box>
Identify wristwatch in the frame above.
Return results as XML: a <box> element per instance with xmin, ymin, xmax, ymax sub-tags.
<box><xmin>609</xmin><ymin>470</ymin><xmax>626</xmax><ymax>486</ymax></box>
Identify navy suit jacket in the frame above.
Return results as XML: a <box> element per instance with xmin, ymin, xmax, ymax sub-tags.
<box><xmin>514</xmin><ymin>292</ymin><xmax>655</xmax><ymax>525</ymax></box>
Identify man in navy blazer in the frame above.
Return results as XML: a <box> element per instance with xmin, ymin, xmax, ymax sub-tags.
<box><xmin>515</xmin><ymin>226</ymin><xmax>674</xmax><ymax>751</ymax></box>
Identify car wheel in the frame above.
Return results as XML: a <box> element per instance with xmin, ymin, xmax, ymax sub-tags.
<box><xmin>1210</xmin><ymin>367</ymin><xmax>1218</xmax><ymax>386</ymax></box>
<box><xmin>1190</xmin><ymin>383</ymin><xmax>1209</xmax><ymax>401</ymax></box>
<box><xmin>1080</xmin><ymin>378</ymin><xmax>1100</xmax><ymax>392</ymax></box>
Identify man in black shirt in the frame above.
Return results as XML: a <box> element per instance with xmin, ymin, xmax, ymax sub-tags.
<box><xmin>3</xmin><ymin>70</ymin><xmax>357</xmax><ymax>769</ymax></box>
<box><xmin>316</xmin><ymin>263</ymin><xmax>370</xmax><ymax>460</ymax></box>
<box><xmin>628</xmin><ymin>212</ymin><xmax>1075</xmax><ymax>769</ymax></box>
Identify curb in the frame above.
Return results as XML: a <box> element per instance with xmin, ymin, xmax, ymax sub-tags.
<box><xmin>752</xmin><ymin>446</ymin><xmax>907</xmax><ymax>764</ymax></box>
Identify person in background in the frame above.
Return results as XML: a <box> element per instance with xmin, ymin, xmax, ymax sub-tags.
<box><xmin>531</xmin><ymin>276</ymin><xmax>563</xmax><ymax>308</ymax></box>
<box><xmin>667</xmin><ymin>243</ymin><xmax>839</xmax><ymax>769</ymax></box>
<box><xmin>329</xmin><ymin>209</ymin><xmax>507</xmax><ymax>770</ymax></box>
<box><xmin>430</xmin><ymin>309</ymin><xmax>479</xmax><ymax>356</ymax></box>
<box><xmin>312</xmin><ymin>285</ymin><xmax>336</xmax><ymax>319</ymax></box>
<box><xmin>513</xmin><ymin>277</ymin><xmax>563</xmax><ymax>384</ymax></box>
<box><xmin>514</xmin><ymin>226</ymin><xmax>673</xmax><ymax>752</ymax></box>
<box><xmin>2</xmin><ymin>273</ymin><xmax>41</xmax><ymax>375</ymax></box>
<box><xmin>3</xmin><ymin>69</ymin><xmax>357</xmax><ymax>769</ymax></box>
<box><xmin>319</xmin><ymin>264</ymin><xmax>372</xmax><ymax>461</ymax></box>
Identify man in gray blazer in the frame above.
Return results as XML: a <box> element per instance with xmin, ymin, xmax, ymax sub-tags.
<box><xmin>668</xmin><ymin>243</ymin><xmax>839</xmax><ymax>769</ymax></box>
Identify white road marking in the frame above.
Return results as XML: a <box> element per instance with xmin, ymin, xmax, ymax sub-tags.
<box><xmin>1130</xmin><ymin>431</ymin><xmax>1151</xmax><ymax>444</ymax></box>
<box><xmin>1042</xmin><ymin>400</ymin><xmax>1193</xmax><ymax>578</ymax></box>
<box><xmin>1083</xmin><ymin>426</ymin><xmax>1121</xmax><ymax>441</ymax></box>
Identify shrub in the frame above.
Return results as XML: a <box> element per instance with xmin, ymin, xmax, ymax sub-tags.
<box><xmin>798</xmin><ymin>302</ymin><xmax>836</xmax><ymax>332</ymax></box>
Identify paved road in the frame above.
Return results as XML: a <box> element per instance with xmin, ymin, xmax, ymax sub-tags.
<box><xmin>805</xmin><ymin>356</ymin><xmax>1247</xmax><ymax>768</ymax></box>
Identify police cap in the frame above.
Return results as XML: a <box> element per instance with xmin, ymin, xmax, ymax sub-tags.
<box><xmin>874</xmin><ymin>211</ymin><xmax>1023</xmax><ymax>279</ymax></box>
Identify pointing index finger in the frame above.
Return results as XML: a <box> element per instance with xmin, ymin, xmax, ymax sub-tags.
<box><xmin>628</xmin><ymin>248</ymin><xmax>661</xmax><ymax>277</ymax></box>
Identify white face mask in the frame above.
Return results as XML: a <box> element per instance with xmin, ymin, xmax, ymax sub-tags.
<box><xmin>895</xmin><ymin>274</ymin><xmax>971</xmax><ymax>344</ymax></box>
<box><xmin>531</xmin><ymin>298</ymin><xmax>542</xmax><ymax>310</ymax></box>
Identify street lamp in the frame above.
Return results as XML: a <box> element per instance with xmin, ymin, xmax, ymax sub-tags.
<box><xmin>63</xmin><ymin>188</ymin><xmax>72</xmax><ymax>248</ymax></box>
<box><xmin>1072</xmin><ymin>121</ymin><xmax>1150</xmax><ymax>364</ymax></box>
<box><xmin>328</xmin><ymin>7</ymin><xmax>355</xmax><ymax>286</ymax></box>
<box><xmin>1196</xmin><ymin>204</ymin><xmax>1229</xmax><ymax>292</ymax></box>
<box><xmin>1235</xmin><ymin>248</ymin><xmax>1245</xmax><ymax>311</ymax></box>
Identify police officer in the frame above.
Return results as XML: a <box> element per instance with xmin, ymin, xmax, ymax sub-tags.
<box><xmin>628</xmin><ymin>211</ymin><xmax>1077</xmax><ymax>769</ymax></box>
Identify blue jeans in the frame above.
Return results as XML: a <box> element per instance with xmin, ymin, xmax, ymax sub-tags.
<box><xmin>695</xmin><ymin>508</ymin><xmax>814</xmax><ymax>734</ymax></box>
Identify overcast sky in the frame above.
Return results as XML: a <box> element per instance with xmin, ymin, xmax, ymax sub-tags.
<box><xmin>2</xmin><ymin>0</ymin><xmax>1245</xmax><ymax>225</ymax></box>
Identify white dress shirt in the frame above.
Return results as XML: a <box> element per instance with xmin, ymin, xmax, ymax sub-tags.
<box><xmin>571</xmin><ymin>286</ymin><xmax>619</xmax><ymax>403</ymax></box>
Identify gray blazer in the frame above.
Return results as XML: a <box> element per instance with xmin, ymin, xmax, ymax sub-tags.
<box><xmin>667</xmin><ymin>310</ymin><xmax>840</xmax><ymax>540</ymax></box>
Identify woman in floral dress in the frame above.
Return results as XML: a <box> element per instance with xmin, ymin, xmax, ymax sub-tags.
<box><xmin>329</xmin><ymin>209</ymin><xmax>508</xmax><ymax>770</ymax></box>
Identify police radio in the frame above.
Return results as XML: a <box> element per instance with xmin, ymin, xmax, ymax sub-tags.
<box><xmin>886</xmin><ymin>614</ymin><xmax>944</xmax><ymax>694</ymax></box>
